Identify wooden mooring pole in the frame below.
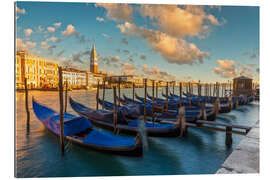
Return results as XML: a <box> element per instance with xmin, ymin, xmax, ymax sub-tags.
<box><xmin>179</xmin><ymin>82</ymin><xmax>182</xmax><ymax>107</ymax></box>
<box><xmin>172</xmin><ymin>81</ymin><xmax>175</xmax><ymax>96</ymax></box>
<box><xmin>152</xmin><ymin>80</ymin><xmax>155</xmax><ymax>121</ymax></box>
<box><xmin>58</xmin><ymin>67</ymin><xmax>65</xmax><ymax>155</ymax></box>
<box><xmin>144</xmin><ymin>78</ymin><xmax>147</xmax><ymax>121</ymax></box>
<box><xmin>132</xmin><ymin>81</ymin><xmax>135</xmax><ymax>103</ymax></box>
<box><xmin>64</xmin><ymin>80</ymin><xmax>68</xmax><ymax>113</ymax></box>
<box><xmin>166</xmin><ymin>81</ymin><xmax>169</xmax><ymax>112</ymax></box>
<box><xmin>179</xmin><ymin>106</ymin><xmax>187</xmax><ymax>137</ymax></box>
<box><xmin>118</xmin><ymin>77</ymin><xmax>121</xmax><ymax>107</ymax></box>
<box><xmin>113</xmin><ymin>86</ymin><xmax>117</xmax><ymax>134</ymax></box>
<box><xmin>156</xmin><ymin>81</ymin><xmax>159</xmax><ymax>100</ymax></box>
<box><xmin>102</xmin><ymin>79</ymin><xmax>105</xmax><ymax>109</ymax></box>
<box><xmin>24</xmin><ymin>78</ymin><xmax>30</xmax><ymax>133</ymax></box>
<box><xmin>225</xmin><ymin>126</ymin><xmax>233</xmax><ymax>147</ymax></box>
<box><xmin>96</xmin><ymin>80</ymin><xmax>100</xmax><ymax>110</ymax></box>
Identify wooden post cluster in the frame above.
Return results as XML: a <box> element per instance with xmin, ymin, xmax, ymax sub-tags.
<box><xmin>172</xmin><ymin>81</ymin><xmax>175</xmax><ymax>95</ymax></box>
<box><xmin>24</xmin><ymin>78</ymin><xmax>30</xmax><ymax>133</ymax></box>
<box><xmin>58</xmin><ymin>66</ymin><xmax>65</xmax><ymax>155</ymax></box>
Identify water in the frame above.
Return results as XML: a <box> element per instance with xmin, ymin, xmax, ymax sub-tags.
<box><xmin>15</xmin><ymin>88</ymin><xmax>259</xmax><ymax>177</ymax></box>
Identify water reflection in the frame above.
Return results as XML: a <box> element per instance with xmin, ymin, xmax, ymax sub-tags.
<box><xmin>16</xmin><ymin>89</ymin><xmax>259</xmax><ymax>177</ymax></box>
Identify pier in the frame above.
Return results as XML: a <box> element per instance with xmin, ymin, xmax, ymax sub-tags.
<box><xmin>216</xmin><ymin>120</ymin><xmax>259</xmax><ymax>173</ymax></box>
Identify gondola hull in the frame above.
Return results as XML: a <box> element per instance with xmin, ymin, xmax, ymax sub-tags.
<box><xmin>32</xmin><ymin>98</ymin><xmax>143</xmax><ymax>157</ymax></box>
<box><xmin>70</xmin><ymin>97</ymin><xmax>182</xmax><ymax>137</ymax></box>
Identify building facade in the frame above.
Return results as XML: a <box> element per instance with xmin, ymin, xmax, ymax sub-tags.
<box><xmin>16</xmin><ymin>51</ymin><xmax>59</xmax><ymax>89</ymax></box>
<box><xmin>233</xmin><ymin>76</ymin><xmax>253</xmax><ymax>96</ymax></box>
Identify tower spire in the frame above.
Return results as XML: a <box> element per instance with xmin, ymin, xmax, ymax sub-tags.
<box><xmin>90</xmin><ymin>41</ymin><xmax>98</xmax><ymax>73</ymax></box>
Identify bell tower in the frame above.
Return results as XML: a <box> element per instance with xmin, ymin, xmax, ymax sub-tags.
<box><xmin>90</xmin><ymin>42</ymin><xmax>98</xmax><ymax>73</ymax></box>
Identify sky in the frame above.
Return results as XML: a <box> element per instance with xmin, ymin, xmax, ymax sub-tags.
<box><xmin>15</xmin><ymin>1</ymin><xmax>259</xmax><ymax>83</ymax></box>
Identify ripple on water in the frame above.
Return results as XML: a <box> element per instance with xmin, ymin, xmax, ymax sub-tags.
<box><xmin>15</xmin><ymin>90</ymin><xmax>259</xmax><ymax>177</ymax></box>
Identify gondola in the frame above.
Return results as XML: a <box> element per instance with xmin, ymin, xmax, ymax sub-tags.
<box><xmin>69</xmin><ymin>97</ymin><xmax>181</xmax><ymax>137</ymax></box>
<box><xmin>123</xmin><ymin>94</ymin><xmax>217</xmax><ymax>121</ymax></box>
<box><xmin>32</xmin><ymin>98</ymin><xmax>143</xmax><ymax>156</ymax></box>
<box><xmin>97</xmin><ymin>98</ymin><xmax>141</xmax><ymax>119</ymax></box>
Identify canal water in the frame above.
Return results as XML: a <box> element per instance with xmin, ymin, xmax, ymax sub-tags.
<box><xmin>15</xmin><ymin>88</ymin><xmax>259</xmax><ymax>177</ymax></box>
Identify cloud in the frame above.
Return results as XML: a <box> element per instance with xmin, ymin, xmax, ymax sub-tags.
<box><xmin>102</xmin><ymin>33</ymin><xmax>112</xmax><ymax>40</ymax></box>
<box><xmin>123</xmin><ymin>49</ymin><xmax>130</xmax><ymax>54</ymax></box>
<box><xmin>16</xmin><ymin>6</ymin><xmax>26</xmax><ymax>14</ymax></box>
<box><xmin>95</xmin><ymin>3</ymin><xmax>133</xmax><ymax>22</ymax></box>
<box><xmin>127</xmin><ymin>56</ymin><xmax>134</xmax><ymax>63</ymax></box>
<box><xmin>16</xmin><ymin>38</ymin><xmax>28</xmax><ymax>51</ymax></box>
<box><xmin>47</xmin><ymin>36</ymin><xmax>61</xmax><ymax>43</ymax></box>
<box><xmin>96</xmin><ymin>17</ymin><xmax>105</xmax><ymax>22</ymax></box>
<box><xmin>47</xmin><ymin>26</ymin><xmax>55</xmax><ymax>33</ymax></box>
<box><xmin>121</xmin><ymin>37</ymin><xmax>128</xmax><ymax>45</ymax></box>
<box><xmin>16</xmin><ymin>6</ymin><xmax>26</xmax><ymax>19</ymax></box>
<box><xmin>41</xmin><ymin>41</ymin><xmax>56</xmax><ymax>55</ymax></box>
<box><xmin>243</xmin><ymin>49</ymin><xmax>259</xmax><ymax>59</ymax></box>
<box><xmin>120</xmin><ymin>62</ymin><xmax>136</xmax><ymax>75</ymax></box>
<box><xmin>24</xmin><ymin>28</ymin><xmax>33</xmax><ymax>36</ymax></box>
<box><xmin>57</xmin><ymin>50</ymin><xmax>65</xmax><ymax>57</ymax></box>
<box><xmin>37</xmin><ymin>25</ymin><xmax>44</xmax><ymax>32</ymax></box>
<box><xmin>53</xmin><ymin>22</ymin><xmax>62</xmax><ymax>28</ymax></box>
<box><xmin>117</xmin><ymin>22</ymin><xmax>209</xmax><ymax>65</ymax></box>
<box><xmin>61</xmin><ymin>24</ymin><xmax>88</xmax><ymax>43</ymax></box>
<box><xmin>62</xmin><ymin>24</ymin><xmax>79</xmax><ymax>37</ymax></box>
<box><xmin>25</xmin><ymin>41</ymin><xmax>37</xmax><ymax>49</ymax></box>
<box><xmin>140</xmin><ymin>54</ymin><xmax>146</xmax><ymax>60</ymax></box>
<box><xmin>213</xmin><ymin>60</ymin><xmax>237</xmax><ymax>78</ymax></box>
<box><xmin>142</xmin><ymin>64</ymin><xmax>175</xmax><ymax>81</ymax></box>
<box><xmin>239</xmin><ymin>64</ymin><xmax>255</xmax><ymax>78</ymax></box>
<box><xmin>139</xmin><ymin>5</ymin><xmax>220</xmax><ymax>38</ymax></box>
<box><xmin>70</xmin><ymin>50</ymin><xmax>92</xmax><ymax>64</ymax></box>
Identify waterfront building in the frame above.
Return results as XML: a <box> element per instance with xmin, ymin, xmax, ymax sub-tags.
<box><xmin>233</xmin><ymin>76</ymin><xmax>253</xmax><ymax>96</ymax></box>
<box><xmin>90</xmin><ymin>43</ymin><xmax>98</xmax><ymax>73</ymax></box>
<box><xmin>16</xmin><ymin>51</ymin><xmax>59</xmax><ymax>89</ymax></box>
<box><xmin>62</xmin><ymin>67</ymin><xmax>87</xmax><ymax>89</ymax></box>
<box><xmin>86</xmin><ymin>71</ymin><xmax>99</xmax><ymax>88</ymax></box>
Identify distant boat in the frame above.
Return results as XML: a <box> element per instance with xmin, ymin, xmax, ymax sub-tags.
<box><xmin>32</xmin><ymin>98</ymin><xmax>142</xmax><ymax>156</ymax></box>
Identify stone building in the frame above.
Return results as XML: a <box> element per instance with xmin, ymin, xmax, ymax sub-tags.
<box><xmin>233</xmin><ymin>76</ymin><xmax>253</xmax><ymax>96</ymax></box>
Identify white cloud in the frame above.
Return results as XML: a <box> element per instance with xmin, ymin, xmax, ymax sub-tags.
<box><xmin>47</xmin><ymin>27</ymin><xmax>55</xmax><ymax>33</ymax></box>
<box><xmin>24</xmin><ymin>28</ymin><xmax>33</xmax><ymax>36</ymax></box>
<box><xmin>102</xmin><ymin>33</ymin><xmax>112</xmax><ymax>40</ymax></box>
<box><xmin>117</xmin><ymin>22</ymin><xmax>209</xmax><ymax>65</ymax></box>
<box><xmin>213</xmin><ymin>60</ymin><xmax>237</xmax><ymax>78</ymax></box>
<box><xmin>62</xmin><ymin>24</ymin><xmax>79</xmax><ymax>37</ymax></box>
<box><xmin>53</xmin><ymin>22</ymin><xmax>62</xmax><ymax>28</ymax></box>
<box><xmin>37</xmin><ymin>25</ymin><xmax>44</xmax><ymax>32</ymax></box>
<box><xmin>16</xmin><ymin>6</ymin><xmax>26</xmax><ymax>19</ymax></box>
<box><xmin>16</xmin><ymin>6</ymin><xmax>26</xmax><ymax>14</ymax></box>
<box><xmin>96</xmin><ymin>17</ymin><xmax>105</xmax><ymax>22</ymax></box>
<box><xmin>139</xmin><ymin>5</ymin><xmax>220</xmax><ymax>38</ymax></box>
<box><xmin>120</xmin><ymin>62</ymin><xmax>136</xmax><ymax>75</ymax></box>
<box><xmin>142</xmin><ymin>64</ymin><xmax>175</xmax><ymax>81</ymax></box>
<box><xmin>95</xmin><ymin>3</ymin><xmax>133</xmax><ymax>22</ymax></box>
<box><xmin>16</xmin><ymin>38</ymin><xmax>28</xmax><ymax>51</ymax></box>
<box><xmin>25</xmin><ymin>41</ymin><xmax>37</xmax><ymax>49</ymax></box>
<box><xmin>47</xmin><ymin>36</ymin><xmax>61</xmax><ymax>43</ymax></box>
